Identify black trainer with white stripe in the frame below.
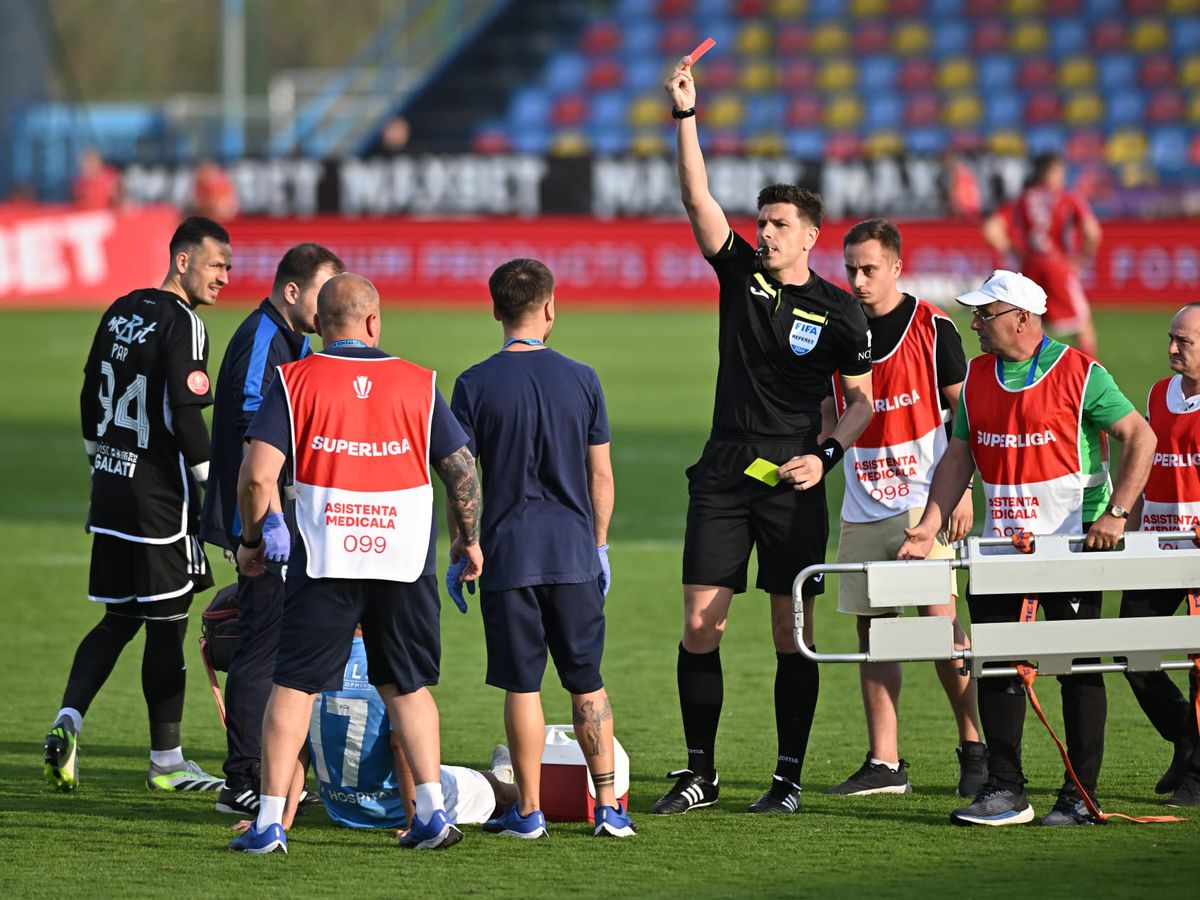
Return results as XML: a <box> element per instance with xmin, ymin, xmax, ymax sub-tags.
<box><xmin>748</xmin><ymin>776</ymin><xmax>802</xmax><ymax>813</ymax></box>
<box><xmin>215</xmin><ymin>784</ymin><xmax>260</xmax><ymax>816</ymax></box>
<box><xmin>651</xmin><ymin>769</ymin><xmax>719</xmax><ymax>815</ymax></box>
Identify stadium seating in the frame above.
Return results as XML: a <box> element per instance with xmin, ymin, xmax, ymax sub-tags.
<box><xmin>469</xmin><ymin>0</ymin><xmax>1199</xmax><ymax>184</ymax></box>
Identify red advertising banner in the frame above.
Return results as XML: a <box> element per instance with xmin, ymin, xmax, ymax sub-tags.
<box><xmin>3</xmin><ymin>210</ymin><xmax>1195</xmax><ymax>307</ymax></box>
<box><xmin>220</xmin><ymin>217</ymin><xmax>1200</xmax><ymax>306</ymax></box>
<box><xmin>0</xmin><ymin>204</ymin><xmax>178</xmax><ymax>305</ymax></box>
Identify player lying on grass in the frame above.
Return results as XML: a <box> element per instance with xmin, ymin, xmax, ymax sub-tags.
<box><xmin>306</xmin><ymin>632</ymin><xmax>517</xmax><ymax>836</ymax></box>
<box><xmin>232</xmin><ymin>632</ymin><xmax>516</xmax><ymax>836</ymax></box>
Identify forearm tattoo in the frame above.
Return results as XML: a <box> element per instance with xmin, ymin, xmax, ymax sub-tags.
<box><xmin>435</xmin><ymin>446</ymin><xmax>481</xmax><ymax>545</ymax></box>
<box><xmin>572</xmin><ymin>696</ymin><xmax>613</xmax><ymax>757</ymax></box>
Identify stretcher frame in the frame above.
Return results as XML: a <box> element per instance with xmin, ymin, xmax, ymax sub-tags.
<box><xmin>791</xmin><ymin>531</ymin><xmax>1200</xmax><ymax>679</ymax></box>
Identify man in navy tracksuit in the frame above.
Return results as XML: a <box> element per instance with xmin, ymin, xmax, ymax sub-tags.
<box><xmin>200</xmin><ymin>243</ymin><xmax>344</xmax><ymax>815</ymax></box>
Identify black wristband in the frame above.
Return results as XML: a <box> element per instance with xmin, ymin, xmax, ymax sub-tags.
<box><xmin>239</xmin><ymin>534</ymin><xmax>263</xmax><ymax>550</ymax></box>
<box><xmin>816</xmin><ymin>437</ymin><xmax>845</xmax><ymax>473</ymax></box>
<box><xmin>671</xmin><ymin>106</ymin><xmax>696</xmax><ymax>119</ymax></box>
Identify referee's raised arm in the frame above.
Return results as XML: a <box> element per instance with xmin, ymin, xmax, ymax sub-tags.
<box><xmin>665</xmin><ymin>56</ymin><xmax>730</xmax><ymax>256</ymax></box>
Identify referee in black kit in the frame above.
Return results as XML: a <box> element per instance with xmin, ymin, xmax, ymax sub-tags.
<box><xmin>653</xmin><ymin>55</ymin><xmax>875</xmax><ymax>816</ymax></box>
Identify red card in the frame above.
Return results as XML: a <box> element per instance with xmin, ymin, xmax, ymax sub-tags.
<box><xmin>685</xmin><ymin>37</ymin><xmax>716</xmax><ymax>66</ymax></box>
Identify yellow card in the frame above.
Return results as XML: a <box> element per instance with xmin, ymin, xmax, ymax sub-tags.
<box><xmin>744</xmin><ymin>457</ymin><xmax>781</xmax><ymax>486</ymax></box>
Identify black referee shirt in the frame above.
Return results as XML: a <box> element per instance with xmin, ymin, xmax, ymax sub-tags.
<box><xmin>707</xmin><ymin>229</ymin><xmax>871</xmax><ymax>441</ymax></box>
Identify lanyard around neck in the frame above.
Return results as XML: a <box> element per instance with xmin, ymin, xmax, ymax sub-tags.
<box><xmin>503</xmin><ymin>338</ymin><xmax>544</xmax><ymax>349</ymax></box>
<box><xmin>997</xmin><ymin>335</ymin><xmax>1049</xmax><ymax>388</ymax></box>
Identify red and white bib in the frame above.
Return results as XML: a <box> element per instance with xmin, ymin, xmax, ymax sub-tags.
<box><xmin>279</xmin><ymin>353</ymin><xmax>435</xmax><ymax>582</ymax></box>
<box><xmin>1140</xmin><ymin>375</ymin><xmax>1200</xmax><ymax>547</ymax></box>
<box><xmin>965</xmin><ymin>345</ymin><xmax>1098</xmax><ymax>537</ymax></box>
<box><xmin>836</xmin><ymin>299</ymin><xmax>948</xmax><ymax>523</ymax></box>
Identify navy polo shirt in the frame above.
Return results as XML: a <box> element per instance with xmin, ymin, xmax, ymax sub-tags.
<box><xmin>201</xmin><ymin>298</ymin><xmax>310</xmax><ymax>550</ymax></box>
<box><xmin>246</xmin><ymin>346</ymin><xmax>468</xmax><ymax>583</ymax></box>
<box><xmin>451</xmin><ymin>347</ymin><xmax>610</xmax><ymax>591</ymax></box>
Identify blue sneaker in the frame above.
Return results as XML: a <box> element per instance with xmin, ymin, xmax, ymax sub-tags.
<box><xmin>482</xmin><ymin>802</ymin><xmax>548</xmax><ymax>839</ymax></box>
<box><xmin>950</xmin><ymin>786</ymin><xmax>1034</xmax><ymax>827</ymax></box>
<box><xmin>400</xmin><ymin>809</ymin><xmax>463</xmax><ymax>850</ymax></box>
<box><xmin>229</xmin><ymin>822</ymin><xmax>287</xmax><ymax>854</ymax></box>
<box><xmin>593</xmin><ymin>804</ymin><xmax>637</xmax><ymax>838</ymax></box>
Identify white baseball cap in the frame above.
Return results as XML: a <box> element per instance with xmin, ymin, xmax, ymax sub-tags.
<box><xmin>956</xmin><ymin>269</ymin><xmax>1048</xmax><ymax>316</ymax></box>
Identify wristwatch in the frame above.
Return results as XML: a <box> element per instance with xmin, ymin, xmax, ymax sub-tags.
<box><xmin>1105</xmin><ymin>503</ymin><xmax>1129</xmax><ymax>519</ymax></box>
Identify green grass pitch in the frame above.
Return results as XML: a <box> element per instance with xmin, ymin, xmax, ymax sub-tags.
<box><xmin>0</xmin><ymin>304</ymin><xmax>1196</xmax><ymax>898</ymax></box>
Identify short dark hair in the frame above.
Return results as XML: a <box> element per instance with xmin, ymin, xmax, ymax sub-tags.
<box><xmin>272</xmin><ymin>243</ymin><xmax>345</xmax><ymax>293</ymax></box>
<box><xmin>489</xmin><ymin>258</ymin><xmax>554</xmax><ymax>322</ymax></box>
<box><xmin>756</xmin><ymin>184</ymin><xmax>823</xmax><ymax>227</ymax></box>
<box><xmin>1031</xmin><ymin>152</ymin><xmax>1063</xmax><ymax>184</ymax></box>
<box><xmin>843</xmin><ymin>218</ymin><xmax>902</xmax><ymax>259</ymax></box>
<box><xmin>169</xmin><ymin>216</ymin><xmax>230</xmax><ymax>257</ymax></box>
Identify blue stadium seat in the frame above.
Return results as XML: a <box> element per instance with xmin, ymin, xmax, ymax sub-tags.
<box><xmin>1050</xmin><ymin>19</ymin><xmax>1088</xmax><ymax>56</ymax></box>
<box><xmin>510</xmin><ymin>125</ymin><xmax>550</xmax><ymax>154</ymax></box>
<box><xmin>590</xmin><ymin>91</ymin><xmax>627</xmax><ymax>126</ymax></box>
<box><xmin>929</xmin><ymin>0</ymin><xmax>963</xmax><ymax>16</ymax></box>
<box><xmin>542</xmin><ymin>53</ymin><xmax>590</xmax><ymax>93</ymax></box>
<box><xmin>905</xmin><ymin>126</ymin><xmax>947</xmax><ymax>154</ymax></box>
<box><xmin>620</xmin><ymin>21</ymin><xmax>661</xmax><ymax>59</ymax></box>
<box><xmin>1175</xmin><ymin>18</ymin><xmax>1200</xmax><ymax>54</ymax></box>
<box><xmin>865</xmin><ymin>94</ymin><xmax>904</xmax><ymax>130</ymax></box>
<box><xmin>1149</xmin><ymin>126</ymin><xmax>1189</xmax><ymax>171</ymax></box>
<box><xmin>586</xmin><ymin>122</ymin><xmax>630</xmax><ymax>155</ymax></box>
<box><xmin>786</xmin><ymin>129</ymin><xmax>828</xmax><ymax>158</ymax></box>
<box><xmin>510</xmin><ymin>87</ymin><xmax>552</xmax><ymax>127</ymax></box>
<box><xmin>933</xmin><ymin>21</ymin><xmax>971</xmax><ymax>58</ymax></box>
<box><xmin>985</xmin><ymin>93</ymin><xmax>1023</xmax><ymax>128</ymax></box>
<box><xmin>615</xmin><ymin>0</ymin><xmax>651</xmax><ymax>20</ymax></box>
<box><xmin>811</xmin><ymin>0</ymin><xmax>845</xmax><ymax>19</ymax></box>
<box><xmin>1098</xmin><ymin>54</ymin><xmax>1137</xmax><ymax>92</ymax></box>
<box><xmin>1026</xmin><ymin>125</ymin><xmax>1067</xmax><ymax>154</ymax></box>
<box><xmin>744</xmin><ymin>93</ymin><xmax>786</xmax><ymax>131</ymax></box>
<box><xmin>978</xmin><ymin>54</ymin><xmax>1017</xmax><ymax>91</ymax></box>
<box><xmin>860</xmin><ymin>56</ymin><xmax>899</xmax><ymax>92</ymax></box>
<box><xmin>1107</xmin><ymin>89</ymin><xmax>1147</xmax><ymax>128</ymax></box>
<box><xmin>1087</xmin><ymin>0</ymin><xmax>1121</xmax><ymax>15</ymax></box>
<box><xmin>624</xmin><ymin>58</ymin><xmax>664</xmax><ymax>91</ymax></box>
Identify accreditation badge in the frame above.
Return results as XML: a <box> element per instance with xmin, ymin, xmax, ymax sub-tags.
<box><xmin>789</xmin><ymin>319</ymin><xmax>821</xmax><ymax>356</ymax></box>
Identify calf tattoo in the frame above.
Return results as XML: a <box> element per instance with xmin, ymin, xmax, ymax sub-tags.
<box><xmin>593</xmin><ymin>771</ymin><xmax>615</xmax><ymax>788</ymax></box>
<box><xmin>573</xmin><ymin>696</ymin><xmax>613</xmax><ymax>756</ymax></box>
<box><xmin>434</xmin><ymin>446</ymin><xmax>482</xmax><ymax>545</ymax></box>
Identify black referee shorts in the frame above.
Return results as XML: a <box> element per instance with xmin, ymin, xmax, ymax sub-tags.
<box><xmin>273</xmin><ymin>574</ymin><xmax>440</xmax><ymax>696</ymax></box>
<box><xmin>682</xmin><ymin>441</ymin><xmax>828</xmax><ymax>597</ymax></box>
<box><xmin>88</xmin><ymin>532</ymin><xmax>212</xmax><ymax>619</ymax></box>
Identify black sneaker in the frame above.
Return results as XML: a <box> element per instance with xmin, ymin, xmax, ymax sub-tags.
<box><xmin>296</xmin><ymin>788</ymin><xmax>322</xmax><ymax>815</ymax></box>
<box><xmin>826</xmin><ymin>755</ymin><xmax>911</xmax><ymax>796</ymax></box>
<box><xmin>956</xmin><ymin>741</ymin><xmax>989</xmax><ymax>798</ymax></box>
<box><xmin>650</xmin><ymin>769</ymin><xmax>719</xmax><ymax>815</ymax></box>
<box><xmin>1038</xmin><ymin>787</ymin><xmax>1097</xmax><ymax>826</ymax></box>
<box><xmin>1164</xmin><ymin>775</ymin><xmax>1200</xmax><ymax>808</ymax></box>
<box><xmin>1156</xmin><ymin>739</ymin><xmax>1196</xmax><ymax>794</ymax></box>
<box><xmin>215</xmin><ymin>784</ymin><xmax>260</xmax><ymax>816</ymax></box>
<box><xmin>950</xmin><ymin>786</ymin><xmax>1034</xmax><ymax>826</ymax></box>
<box><xmin>748</xmin><ymin>776</ymin><xmax>802</xmax><ymax>813</ymax></box>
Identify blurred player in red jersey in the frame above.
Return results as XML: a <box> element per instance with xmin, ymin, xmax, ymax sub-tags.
<box><xmin>982</xmin><ymin>153</ymin><xmax>1103</xmax><ymax>358</ymax></box>
<box><xmin>73</xmin><ymin>148</ymin><xmax>121</xmax><ymax>209</ymax></box>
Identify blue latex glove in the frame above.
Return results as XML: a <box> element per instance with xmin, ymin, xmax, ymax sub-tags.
<box><xmin>597</xmin><ymin>544</ymin><xmax>611</xmax><ymax>597</ymax></box>
<box><xmin>445</xmin><ymin>554</ymin><xmax>474</xmax><ymax>614</ymax></box>
<box><xmin>262</xmin><ymin>512</ymin><xmax>291</xmax><ymax>563</ymax></box>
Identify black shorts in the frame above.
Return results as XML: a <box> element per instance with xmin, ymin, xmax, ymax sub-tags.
<box><xmin>88</xmin><ymin>532</ymin><xmax>212</xmax><ymax>616</ymax></box>
<box><xmin>481</xmin><ymin>582</ymin><xmax>605</xmax><ymax>694</ymax></box>
<box><xmin>683</xmin><ymin>441</ymin><xmax>828</xmax><ymax>596</ymax></box>
<box><xmin>273</xmin><ymin>574</ymin><xmax>440</xmax><ymax>695</ymax></box>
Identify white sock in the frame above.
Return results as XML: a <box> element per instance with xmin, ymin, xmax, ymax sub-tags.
<box><xmin>150</xmin><ymin>747</ymin><xmax>184</xmax><ymax>768</ymax></box>
<box><xmin>870</xmin><ymin>757</ymin><xmax>900</xmax><ymax>772</ymax></box>
<box><xmin>55</xmin><ymin>707</ymin><xmax>83</xmax><ymax>734</ymax></box>
<box><xmin>414</xmin><ymin>781</ymin><xmax>444</xmax><ymax>823</ymax></box>
<box><xmin>256</xmin><ymin>794</ymin><xmax>286</xmax><ymax>831</ymax></box>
